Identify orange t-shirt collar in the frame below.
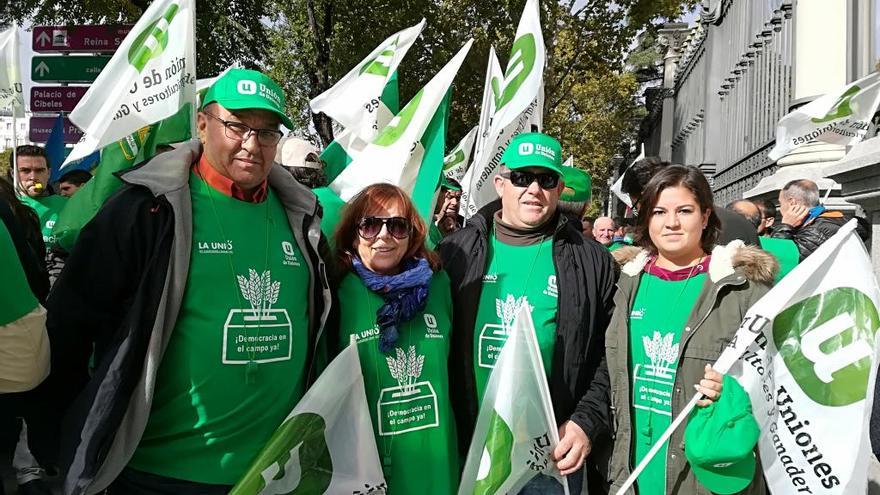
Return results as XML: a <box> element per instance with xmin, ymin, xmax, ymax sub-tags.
<box><xmin>194</xmin><ymin>155</ymin><xmax>268</xmax><ymax>203</ymax></box>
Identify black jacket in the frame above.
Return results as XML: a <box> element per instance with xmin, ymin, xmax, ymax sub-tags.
<box><xmin>769</xmin><ymin>211</ymin><xmax>850</xmax><ymax>261</ymax></box>
<box><xmin>437</xmin><ymin>201</ymin><xmax>616</xmax><ymax>455</ymax></box>
<box><xmin>29</xmin><ymin>143</ymin><xmax>332</xmax><ymax>495</ymax></box>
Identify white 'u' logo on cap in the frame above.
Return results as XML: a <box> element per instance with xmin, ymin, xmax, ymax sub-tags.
<box><xmin>237</xmin><ymin>80</ymin><xmax>257</xmax><ymax>95</ymax></box>
<box><xmin>518</xmin><ymin>142</ymin><xmax>534</xmax><ymax>155</ymax></box>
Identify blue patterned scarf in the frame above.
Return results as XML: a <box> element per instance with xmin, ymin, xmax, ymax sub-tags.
<box><xmin>352</xmin><ymin>257</ymin><xmax>433</xmax><ymax>353</ymax></box>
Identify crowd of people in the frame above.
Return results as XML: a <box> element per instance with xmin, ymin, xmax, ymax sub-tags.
<box><xmin>0</xmin><ymin>68</ymin><xmax>873</xmax><ymax>495</ymax></box>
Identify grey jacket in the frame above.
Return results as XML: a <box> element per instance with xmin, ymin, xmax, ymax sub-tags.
<box><xmin>605</xmin><ymin>242</ymin><xmax>777</xmax><ymax>495</ymax></box>
<box><xmin>45</xmin><ymin>141</ymin><xmax>331</xmax><ymax>494</ymax></box>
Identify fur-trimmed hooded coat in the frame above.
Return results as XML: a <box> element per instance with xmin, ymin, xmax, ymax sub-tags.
<box><xmin>605</xmin><ymin>242</ymin><xmax>778</xmax><ymax>495</ymax></box>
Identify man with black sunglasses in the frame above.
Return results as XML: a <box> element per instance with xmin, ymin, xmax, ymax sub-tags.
<box><xmin>36</xmin><ymin>69</ymin><xmax>331</xmax><ymax>494</ymax></box>
<box><xmin>438</xmin><ymin>132</ymin><xmax>616</xmax><ymax>494</ymax></box>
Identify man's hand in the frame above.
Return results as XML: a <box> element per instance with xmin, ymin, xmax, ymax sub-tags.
<box><xmin>552</xmin><ymin>421</ymin><xmax>591</xmax><ymax>475</ymax></box>
<box><xmin>780</xmin><ymin>202</ymin><xmax>809</xmax><ymax>227</ymax></box>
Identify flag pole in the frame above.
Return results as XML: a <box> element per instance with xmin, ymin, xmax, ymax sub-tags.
<box><xmin>614</xmin><ymin>392</ymin><xmax>702</xmax><ymax>495</ymax></box>
<box><xmin>11</xmin><ymin>104</ymin><xmax>19</xmax><ymax>194</ymax></box>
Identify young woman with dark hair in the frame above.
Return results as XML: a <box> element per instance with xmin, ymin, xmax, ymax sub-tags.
<box><xmin>606</xmin><ymin>165</ymin><xmax>777</xmax><ymax>494</ymax></box>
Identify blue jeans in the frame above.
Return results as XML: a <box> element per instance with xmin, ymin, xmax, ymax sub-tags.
<box><xmin>518</xmin><ymin>467</ymin><xmax>584</xmax><ymax>495</ymax></box>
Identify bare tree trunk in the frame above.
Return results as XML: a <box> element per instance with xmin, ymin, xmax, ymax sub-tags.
<box><xmin>306</xmin><ymin>0</ymin><xmax>335</xmax><ymax>147</ymax></box>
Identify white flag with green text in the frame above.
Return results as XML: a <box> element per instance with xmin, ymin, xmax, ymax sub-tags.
<box><xmin>462</xmin><ymin>0</ymin><xmax>545</xmax><ymax>217</ymax></box>
<box><xmin>768</xmin><ymin>71</ymin><xmax>880</xmax><ymax>161</ymax></box>
<box><xmin>229</xmin><ymin>344</ymin><xmax>386</xmax><ymax>495</ymax></box>
<box><xmin>310</xmin><ymin>19</ymin><xmax>424</xmax><ymax>141</ymax></box>
<box><xmin>458</xmin><ymin>305</ymin><xmax>569</xmax><ymax>495</ymax></box>
<box><xmin>64</xmin><ymin>0</ymin><xmax>196</xmax><ymax>165</ymax></box>
<box><xmin>716</xmin><ymin>221</ymin><xmax>880</xmax><ymax>495</ymax></box>
<box><xmin>0</xmin><ymin>26</ymin><xmax>23</xmax><ymax>114</ymax></box>
<box><xmin>330</xmin><ymin>39</ymin><xmax>473</xmax><ymax>201</ymax></box>
<box><xmin>443</xmin><ymin>125</ymin><xmax>478</xmax><ymax>183</ymax></box>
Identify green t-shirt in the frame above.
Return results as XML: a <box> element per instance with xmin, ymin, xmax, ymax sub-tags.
<box><xmin>629</xmin><ymin>271</ymin><xmax>706</xmax><ymax>495</ymax></box>
<box><xmin>0</xmin><ymin>220</ymin><xmax>38</xmax><ymax>326</ymax></box>
<box><xmin>20</xmin><ymin>194</ymin><xmax>66</xmax><ymax>248</ymax></box>
<box><xmin>129</xmin><ymin>173</ymin><xmax>312</xmax><ymax>484</ymax></box>
<box><xmin>759</xmin><ymin>236</ymin><xmax>799</xmax><ymax>283</ymax></box>
<box><xmin>473</xmin><ymin>233</ymin><xmax>557</xmax><ymax>404</ymax></box>
<box><xmin>337</xmin><ymin>271</ymin><xmax>458</xmax><ymax>495</ymax></box>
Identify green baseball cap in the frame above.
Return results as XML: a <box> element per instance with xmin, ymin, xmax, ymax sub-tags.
<box><xmin>501</xmin><ymin>133</ymin><xmax>563</xmax><ymax>176</ymax></box>
<box><xmin>201</xmin><ymin>68</ymin><xmax>294</xmax><ymax>130</ymax></box>
<box><xmin>440</xmin><ymin>175</ymin><xmax>462</xmax><ymax>191</ymax></box>
<box><xmin>685</xmin><ymin>375</ymin><xmax>759</xmax><ymax>494</ymax></box>
<box><xmin>560</xmin><ymin>165</ymin><xmax>592</xmax><ymax>202</ymax></box>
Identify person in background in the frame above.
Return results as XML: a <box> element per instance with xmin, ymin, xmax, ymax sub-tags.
<box><xmin>557</xmin><ymin>165</ymin><xmax>592</xmax><ymax>229</ymax></box>
<box><xmin>620</xmin><ymin>157</ymin><xmax>759</xmax><ymax>246</ymax></box>
<box><xmin>769</xmin><ymin>179</ymin><xmax>869</xmax><ymax>261</ymax></box>
<box><xmin>582</xmin><ymin>216</ymin><xmax>595</xmax><ymax>240</ymax></box>
<box><xmin>35</xmin><ymin>69</ymin><xmax>331</xmax><ymax>494</ymax></box>
<box><xmin>429</xmin><ymin>176</ymin><xmax>464</xmax><ymax>247</ymax></box>
<box><xmin>0</xmin><ymin>189</ymin><xmax>52</xmax><ymax>495</ymax></box>
<box><xmin>275</xmin><ymin>136</ymin><xmax>328</xmax><ymax>189</ymax></box>
<box><xmin>753</xmin><ymin>199</ymin><xmax>776</xmax><ymax>235</ymax></box>
<box><xmin>331</xmin><ymin>183</ymin><xmax>457</xmax><ymax>495</ymax></box>
<box><xmin>57</xmin><ymin>170</ymin><xmax>93</xmax><ymax>198</ymax></box>
<box><xmin>7</xmin><ymin>145</ymin><xmax>67</xmax><ymax>249</ymax></box>
<box><xmin>727</xmin><ymin>200</ymin><xmax>761</xmax><ymax>231</ymax></box>
<box><xmin>593</xmin><ymin>216</ymin><xmax>615</xmax><ymax>246</ymax></box>
<box><xmin>439</xmin><ymin>132</ymin><xmax>616</xmax><ymax>494</ymax></box>
<box><xmin>727</xmin><ymin>198</ymin><xmax>798</xmax><ymax>283</ymax></box>
<box><xmin>606</xmin><ymin>165</ymin><xmax>774</xmax><ymax>494</ymax></box>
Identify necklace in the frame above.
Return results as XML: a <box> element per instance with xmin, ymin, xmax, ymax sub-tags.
<box><xmin>358</xmin><ymin>280</ymin><xmax>404</xmax><ymax>476</ymax></box>
<box><xmin>490</xmin><ymin>224</ymin><xmax>547</xmax><ymax>331</ymax></box>
<box><xmin>198</xmin><ymin>166</ymin><xmax>273</xmax><ymax>384</ymax></box>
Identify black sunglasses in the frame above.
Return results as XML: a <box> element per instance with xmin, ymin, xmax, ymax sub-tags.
<box><xmin>358</xmin><ymin>216</ymin><xmax>412</xmax><ymax>240</ymax></box>
<box><xmin>500</xmin><ymin>170</ymin><xmax>560</xmax><ymax>189</ymax></box>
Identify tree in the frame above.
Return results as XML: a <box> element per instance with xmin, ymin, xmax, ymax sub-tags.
<box><xmin>1</xmin><ymin>0</ymin><xmax>269</xmax><ymax>78</ymax></box>
<box><xmin>267</xmin><ymin>0</ymin><xmax>695</xmax><ymax>175</ymax></box>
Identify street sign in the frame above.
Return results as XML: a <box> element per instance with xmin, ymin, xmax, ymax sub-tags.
<box><xmin>30</xmin><ymin>86</ymin><xmax>89</xmax><ymax>113</ymax></box>
<box><xmin>29</xmin><ymin>117</ymin><xmax>83</xmax><ymax>144</ymax></box>
<box><xmin>31</xmin><ymin>55</ymin><xmax>111</xmax><ymax>83</ymax></box>
<box><xmin>32</xmin><ymin>25</ymin><xmax>132</xmax><ymax>53</ymax></box>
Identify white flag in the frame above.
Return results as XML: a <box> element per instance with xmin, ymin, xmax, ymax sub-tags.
<box><xmin>0</xmin><ymin>26</ymin><xmax>24</xmax><ymax>115</ymax></box>
<box><xmin>458</xmin><ymin>305</ymin><xmax>569</xmax><ymax>495</ymax></box>
<box><xmin>229</xmin><ymin>344</ymin><xmax>386</xmax><ymax>495</ymax></box>
<box><xmin>310</xmin><ymin>19</ymin><xmax>424</xmax><ymax>141</ymax></box>
<box><xmin>64</xmin><ymin>0</ymin><xmax>196</xmax><ymax>165</ymax></box>
<box><xmin>461</xmin><ymin>0</ymin><xmax>545</xmax><ymax>217</ymax></box>
<box><xmin>768</xmin><ymin>71</ymin><xmax>880</xmax><ymax>161</ymax></box>
<box><xmin>443</xmin><ymin>125</ymin><xmax>478</xmax><ymax>183</ymax></box>
<box><xmin>459</xmin><ymin>47</ymin><xmax>502</xmax><ymax>215</ymax></box>
<box><xmin>720</xmin><ymin>220</ymin><xmax>880</xmax><ymax>494</ymax></box>
<box><xmin>609</xmin><ymin>144</ymin><xmax>643</xmax><ymax>209</ymax></box>
<box><xmin>329</xmin><ymin>39</ymin><xmax>473</xmax><ymax>201</ymax></box>
<box><xmin>475</xmin><ymin>46</ymin><xmax>503</xmax><ymax>159</ymax></box>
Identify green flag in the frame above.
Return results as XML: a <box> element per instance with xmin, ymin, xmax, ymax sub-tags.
<box><xmin>321</xmin><ymin>71</ymin><xmax>400</xmax><ymax>184</ymax></box>
<box><xmin>411</xmin><ymin>89</ymin><xmax>452</xmax><ymax>225</ymax></box>
<box><xmin>52</xmin><ymin>104</ymin><xmax>192</xmax><ymax>251</ymax></box>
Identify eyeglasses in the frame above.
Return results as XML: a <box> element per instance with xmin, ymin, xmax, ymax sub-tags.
<box><xmin>203</xmin><ymin>111</ymin><xmax>284</xmax><ymax>147</ymax></box>
<box><xmin>357</xmin><ymin>216</ymin><xmax>412</xmax><ymax>240</ymax></box>
<box><xmin>500</xmin><ymin>170</ymin><xmax>560</xmax><ymax>189</ymax></box>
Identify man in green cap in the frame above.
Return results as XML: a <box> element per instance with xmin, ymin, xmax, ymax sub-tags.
<box><xmin>40</xmin><ymin>69</ymin><xmax>331</xmax><ymax>494</ymax></box>
<box><xmin>557</xmin><ymin>164</ymin><xmax>592</xmax><ymax>229</ymax></box>
<box><xmin>438</xmin><ymin>132</ymin><xmax>616</xmax><ymax>494</ymax></box>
